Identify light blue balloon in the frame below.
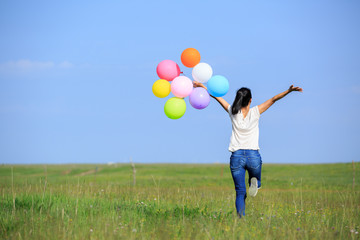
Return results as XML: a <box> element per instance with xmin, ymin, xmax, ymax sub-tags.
<box><xmin>207</xmin><ymin>75</ymin><xmax>229</xmax><ymax>97</ymax></box>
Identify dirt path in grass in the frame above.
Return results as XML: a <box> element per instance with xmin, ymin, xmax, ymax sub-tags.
<box><xmin>76</xmin><ymin>169</ymin><xmax>101</xmax><ymax>176</ymax></box>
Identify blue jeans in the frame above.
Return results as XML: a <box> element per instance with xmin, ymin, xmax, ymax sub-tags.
<box><xmin>230</xmin><ymin>149</ymin><xmax>262</xmax><ymax>217</ymax></box>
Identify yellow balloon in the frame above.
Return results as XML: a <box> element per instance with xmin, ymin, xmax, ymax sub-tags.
<box><xmin>152</xmin><ymin>79</ymin><xmax>171</xmax><ymax>98</ymax></box>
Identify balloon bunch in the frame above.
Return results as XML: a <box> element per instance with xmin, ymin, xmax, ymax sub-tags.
<box><xmin>152</xmin><ymin>48</ymin><xmax>229</xmax><ymax>119</ymax></box>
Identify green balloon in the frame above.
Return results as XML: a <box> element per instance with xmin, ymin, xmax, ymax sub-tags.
<box><xmin>164</xmin><ymin>97</ymin><xmax>186</xmax><ymax>119</ymax></box>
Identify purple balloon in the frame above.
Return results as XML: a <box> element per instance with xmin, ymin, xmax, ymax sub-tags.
<box><xmin>189</xmin><ymin>87</ymin><xmax>210</xmax><ymax>110</ymax></box>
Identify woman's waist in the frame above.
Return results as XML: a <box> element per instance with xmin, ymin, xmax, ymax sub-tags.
<box><xmin>232</xmin><ymin>149</ymin><xmax>259</xmax><ymax>154</ymax></box>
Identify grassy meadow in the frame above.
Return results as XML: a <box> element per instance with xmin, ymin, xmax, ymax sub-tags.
<box><xmin>0</xmin><ymin>163</ymin><xmax>359</xmax><ymax>239</ymax></box>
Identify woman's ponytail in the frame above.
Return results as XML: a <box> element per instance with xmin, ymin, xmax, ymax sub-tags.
<box><xmin>232</xmin><ymin>92</ymin><xmax>243</xmax><ymax>115</ymax></box>
<box><xmin>231</xmin><ymin>88</ymin><xmax>252</xmax><ymax>115</ymax></box>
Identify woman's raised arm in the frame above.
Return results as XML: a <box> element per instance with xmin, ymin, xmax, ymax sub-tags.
<box><xmin>258</xmin><ymin>85</ymin><xmax>303</xmax><ymax>114</ymax></box>
<box><xmin>193</xmin><ymin>81</ymin><xmax>230</xmax><ymax>113</ymax></box>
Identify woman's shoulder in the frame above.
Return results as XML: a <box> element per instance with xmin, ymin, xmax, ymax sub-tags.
<box><xmin>250</xmin><ymin>106</ymin><xmax>260</xmax><ymax>117</ymax></box>
<box><xmin>227</xmin><ymin>105</ymin><xmax>232</xmax><ymax>115</ymax></box>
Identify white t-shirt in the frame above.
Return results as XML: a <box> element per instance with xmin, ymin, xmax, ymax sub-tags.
<box><xmin>227</xmin><ymin>105</ymin><xmax>260</xmax><ymax>151</ymax></box>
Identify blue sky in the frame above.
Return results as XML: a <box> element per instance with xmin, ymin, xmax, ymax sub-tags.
<box><xmin>0</xmin><ymin>0</ymin><xmax>359</xmax><ymax>164</ymax></box>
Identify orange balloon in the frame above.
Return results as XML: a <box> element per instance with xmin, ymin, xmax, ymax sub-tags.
<box><xmin>181</xmin><ymin>48</ymin><xmax>201</xmax><ymax>68</ymax></box>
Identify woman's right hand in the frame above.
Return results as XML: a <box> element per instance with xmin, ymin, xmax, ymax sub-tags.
<box><xmin>288</xmin><ymin>85</ymin><xmax>303</xmax><ymax>92</ymax></box>
<box><xmin>193</xmin><ymin>81</ymin><xmax>206</xmax><ymax>89</ymax></box>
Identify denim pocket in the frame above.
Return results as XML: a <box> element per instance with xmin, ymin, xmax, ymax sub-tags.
<box><xmin>247</xmin><ymin>152</ymin><xmax>262</xmax><ymax>170</ymax></box>
<box><xmin>230</xmin><ymin>154</ymin><xmax>245</xmax><ymax>171</ymax></box>
<box><xmin>247</xmin><ymin>160</ymin><xmax>260</xmax><ymax>169</ymax></box>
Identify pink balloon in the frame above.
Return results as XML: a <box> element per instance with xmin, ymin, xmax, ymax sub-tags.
<box><xmin>171</xmin><ymin>76</ymin><xmax>193</xmax><ymax>98</ymax></box>
<box><xmin>156</xmin><ymin>60</ymin><xmax>181</xmax><ymax>81</ymax></box>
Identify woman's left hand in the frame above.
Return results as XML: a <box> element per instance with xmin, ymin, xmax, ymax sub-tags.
<box><xmin>193</xmin><ymin>81</ymin><xmax>206</xmax><ymax>89</ymax></box>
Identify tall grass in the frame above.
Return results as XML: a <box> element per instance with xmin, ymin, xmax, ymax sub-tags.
<box><xmin>0</xmin><ymin>163</ymin><xmax>359</xmax><ymax>239</ymax></box>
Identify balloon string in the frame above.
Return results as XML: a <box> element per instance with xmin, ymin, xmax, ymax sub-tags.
<box><xmin>180</xmin><ymin>72</ymin><xmax>187</xmax><ymax>77</ymax></box>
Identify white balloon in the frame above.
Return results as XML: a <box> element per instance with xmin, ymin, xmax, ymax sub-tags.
<box><xmin>192</xmin><ymin>62</ymin><xmax>213</xmax><ymax>83</ymax></box>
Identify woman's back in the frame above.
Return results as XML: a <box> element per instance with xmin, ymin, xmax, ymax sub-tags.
<box><xmin>228</xmin><ymin>105</ymin><xmax>260</xmax><ymax>151</ymax></box>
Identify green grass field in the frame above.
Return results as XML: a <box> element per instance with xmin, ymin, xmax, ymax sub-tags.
<box><xmin>1</xmin><ymin>163</ymin><xmax>359</xmax><ymax>239</ymax></box>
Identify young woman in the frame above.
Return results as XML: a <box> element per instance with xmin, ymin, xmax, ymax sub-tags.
<box><xmin>193</xmin><ymin>81</ymin><xmax>303</xmax><ymax>217</ymax></box>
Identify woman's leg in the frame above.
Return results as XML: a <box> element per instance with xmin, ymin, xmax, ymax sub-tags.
<box><xmin>233</xmin><ymin>170</ymin><xmax>247</xmax><ymax>216</ymax></box>
<box><xmin>245</xmin><ymin>150</ymin><xmax>262</xmax><ymax>196</ymax></box>
<box><xmin>230</xmin><ymin>151</ymin><xmax>247</xmax><ymax>217</ymax></box>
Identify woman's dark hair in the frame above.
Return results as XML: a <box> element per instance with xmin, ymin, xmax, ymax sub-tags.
<box><xmin>231</xmin><ymin>87</ymin><xmax>252</xmax><ymax>115</ymax></box>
